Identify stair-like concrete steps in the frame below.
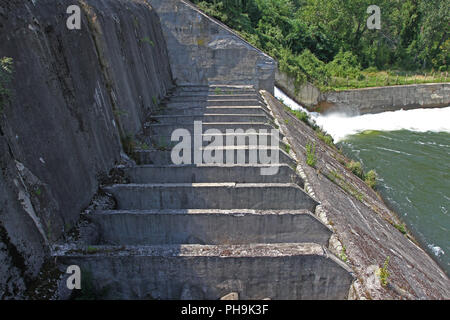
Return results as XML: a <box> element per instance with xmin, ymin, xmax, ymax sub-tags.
<box><xmin>157</xmin><ymin>106</ymin><xmax>270</xmax><ymax>116</ymax></box>
<box><xmin>88</xmin><ymin>209</ymin><xmax>331</xmax><ymax>246</ymax></box>
<box><xmin>148</xmin><ymin>131</ymin><xmax>286</xmax><ymax>148</ymax></box>
<box><xmin>144</xmin><ymin>122</ymin><xmax>277</xmax><ymax>136</ymax></box>
<box><xmin>165</xmin><ymin>94</ymin><xmax>261</xmax><ymax>102</ymax></box>
<box><xmin>133</xmin><ymin>146</ymin><xmax>295</xmax><ymax>167</ymax></box>
<box><xmin>149</xmin><ymin>114</ymin><xmax>269</xmax><ymax>124</ymax></box>
<box><xmin>102</xmin><ymin>183</ymin><xmax>318</xmax><ymax>211</ymax></box>
<box><xmin>121</xmin><ymin>164</ymin><xmax>303</xmax><ymax>185</ymax></box>
<box><xmin>53</xmin><ymin>85</ymin><xmax>354</xmax><ymax>299</ymax></box>
<box><xmin>166</xmin><ymin>99</ymin><xmax>262</xmax><ymax>108</ymax></box>
<box><xmin>52</xmin><ymin>243</ymin><xmax>353</xmax><ymax>300</ymax></box>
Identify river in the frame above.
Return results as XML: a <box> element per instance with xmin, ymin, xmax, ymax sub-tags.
<box><xmin>274</xmin><ymin>87</ymin><xmax>450</xmax><ymax>275</ymax></box>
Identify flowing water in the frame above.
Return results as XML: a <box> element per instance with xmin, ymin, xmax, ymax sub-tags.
<box><xmin>275</xmin><ymin>87</ymin><xmax>450</xmax><ymax>275</ymax></box>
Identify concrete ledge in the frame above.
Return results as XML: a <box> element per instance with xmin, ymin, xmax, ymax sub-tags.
<box><xmin>89</xmin><ymin>209</ymin><xmax>331</xmax><ymax>246</ymax></box>
<box><xmin>122</xmin><ymin>164</ymin><xmax>303</xmax><ymax>186</ymax></box>
<box><xmin>150</xmin><ymin>114</ymin><xmax>270</xmax><ymax>124</ymax></box>
<box><xmin>133</xmin><ymin>146</ymin><xmax>296</xmax><ymax>167</ymax></box>
<box><xmin>102</xmin><ymin>183</ymin><xmax>318</xmax><ymax>211</ymax></box>
<box><xmin>145</xmin><ymin>122</ymin><xmax>276</xmax><ymax>136</ymax></box>
<box><xmin>53</xmin><ymin>243</ymin><xmax>354</xmax><ymax>299</ymax></box>
<box><xmin>158</xmin><ymin>106</ymin><xmax>270</xmax><ymax>116</ymax></box>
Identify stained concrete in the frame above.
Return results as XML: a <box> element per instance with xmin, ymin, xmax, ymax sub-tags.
<box><xmin>90</xmin><ymin>209</ymin><xmax>332</xmax><ymax>246</ymax></box>
<box><xmin>147</xmin><ymin>0</ymin><xmax>276</xmax><ymax>92</ymax></box>
<box><xmin>53</xmin><ymin>243</ymin><xmax>354</xmax><ymax>300</ymax></box>
<box><xmin>0</xmin><ymin>0</ymin><xmax>173</xmax><ymax>297</ymax></box>
<box><xmin>277</xmin><ymin>70</ymin><xmax>450</xmax><ymax>114</ymax></box>
<box><xmin>103</xmin><ymin>183</ymin><xmax>318</xmax><ymax>211</ymax></box>
<box><xmin>122</xmin><ymin>164</ymin><xmax>303</xmax><ymax>185</ymax></box>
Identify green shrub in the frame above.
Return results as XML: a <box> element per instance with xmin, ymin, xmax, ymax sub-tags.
<box><xmin>316</xmin><ymin>129</ymin><xmax>334</xmax><ymax>147</ymax></box>
<box><xmin>379</xmin><ymin>256</ymin><xmax>390</xmax><ymax>287</ymax></box>
<box><xmin>306</xmin><ymin>142</ymin><xmax>317</xmax><ymax>167</ymax></box>
<box><xmin>326</xmin><ymin>49</ymin><xmax>361</xmax><ymax>78</ymax></box>
<box><xmin>0</xmin><ymin>57</ymin><xmax>13</xmax><ymax>113</ymax></box>
<box><xmin>365</xmin><ymin>170</ymin><xmax>377</xmax><ymax>189</ymax></box>
<box><xmin>346</xmin><ymin>160</ymin><xmax>364</xmax><ymax>179</ymax></box>
<box><xmin>394</xmin><ymin>223</ymin><xmax>407</xmax><ymax>235</ymax></box>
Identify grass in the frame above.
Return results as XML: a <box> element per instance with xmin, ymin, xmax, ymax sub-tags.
<box><xmin>364</xmin><ymin>170</ymin><xmax>377</xmax><ymax>189</ymax></box>
<box><xmin>86</xmin><ymin>246</ymin><xmax>99</xmax><ymax>254</ymax></box>
<box><xmin>340</xmin><ymin>245</ymin><xmax>348</xmax><ymax>262</ymax></box>
<box><xmin>0</xmin><ymin>57</ymin><xmax>13</xmax><ymax>113</ymax></box>
<box><xmin>345</xmin><ymin>160</ymin><xmax>378</xmax><ymax>190</ymax></box>
<box><xmin>378</xmin><ymin>256</ymin><xmax>390</xmax><ymax>287</ymax></box>
<box><xmin>316</xmin><ymin>128</ymin><xmax>334</xmax><ymax>147</ymax></box>
<box><xmin>326</xmin><ymin>170</ymin><xmax>365</xmax><ymax>203</ymax></box>
<box><xmin>394</xmin><ymin>223</ymin><xmax>407</xmax><ymax>235</ymax></box>
<box><xmin>140</xmin><ymin>37</ymin><xmax>155</xmax><ymax>47</ymax></box>
<box><xmin>283</xmin><ymin>143</ymin><xmax>291</xmax><ymax>154</ymax></box>
<box><xmin>346</xmin><ymin>160</ymin><xmax>364</xmax><ymax>179</ymax></box>
<box><xmin>214</xmin><ymin>87</ymin><xmax>222</xmax><ymax>95</ymax></box>
<box><xmin>305</xmin><ymin>142</ymin><xmax>317</xmax><ymax>167</ymax></box>
<box><xmin>324</xmin><ymin>70</ymin><xmax>449</xmax><ymax>91</ymax></box>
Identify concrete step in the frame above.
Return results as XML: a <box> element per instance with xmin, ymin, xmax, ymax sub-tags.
<box><xmin>89</xmin><ymin>209</ymin><xmax>331</xmax><ymax>246</ymax></box>
<box><xmin>133</xmin><ymin>146</ymin><xmax>295</xmax><ymax>167</ymax></box>
<box><xmin>149</xmin><ymin>114</ymin><xmax>269</xmax><ymax>124</ymax></box>
<box><xmin>173</xmin><ymin>85</ymin><xmax>256</xmax><ymax>93</ymax></box>
<box><xmin>166</xmin><ymin>94</ymin><xmax>260</xmax><ymax>102</ymax></box>
<box><xmin>166</xmin><ymin>99</ymin><xmax>262</xmax><ymax>108</ymax></box>
<box><xmin>148</xmin><ymin>131</ymin><xmax>285</xmax><ymax>148</ymax></box>
<box><xmin>121</xmin><ymin>164</ymin><xmax>303</xmax><ymax>186</ymax></box>
<box><xmin>52</xmin><ymin>243</ymin><xmax>354</xmax><ymax>300</ymax></box>
<box><xmin>144</xmin><ymin>122</ymin><xmax>276</xmax><ymax>136</ymax></box>
<box><xmin>156</xmin><ymin>106</ymin><xmax>270</xmax><ymax>116</ymax></box>
<box><xmin>102</xmin><ymin>183</ymin><xmax>318</xmax><ymax>211</ymax></box>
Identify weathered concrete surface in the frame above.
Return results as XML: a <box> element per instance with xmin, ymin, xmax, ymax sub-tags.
<box><xmin>147</xmin><ymin>0</ymin><xmax>276</xmax><ymax>93</ymax></box>
<box><xmin>0</xmin><ymin>0</ymin><xmax>173</xmax><ymax>298</ymax></box>
<box><xmin>262</xmin><ymin>91</ymin><xmax>450</xmax><ymax>299</ymax></box>
<box><xmin>90</xmin><ymin>209</ymin><xmax>332</xmax><ymax>246</ymax></box>
<box><xmin>122</xmin><ymin>164</ymin><xmax>303</xmax><ymax>185</ymax></box>
<box><xmin>52</xmin><ymin>85</ymin><xmax>354</xmax><ymax>299</ymax></box>
<box><xmin>277</xmin><ymin>71</ymin><xmax>450</xmax><ymax>114</ymax></box>
<box><xmin>133</xmin><ymin>147</ymin><xmax>296</xmax><ymax>167</ymax></box>
<box><xmin>275</xmin><ymin>71</ymin><xmax>321</xmax><ymax>108</ymax></box>
<box><xmin>53</xmin><ymin>243</ymin><xmax>354</xmax><ymax>300</ymax></box>
<box><xmin>103</xmin><ymin>183</ymin><xmax>318</xmax><ymax>211</ymax></box>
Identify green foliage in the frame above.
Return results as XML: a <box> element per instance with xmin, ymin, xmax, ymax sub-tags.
<box><xmin>346</xmin><ymin>160</ymin><xmax>364</xmax><ymax>179</ymax></box>
<box><xmin>140</xmin><ymin>37</ymin><xmax>155</xmax><ymax>47</ymax></box>
<box><xmin>326</xmin><ymin>49</ymin><xmax>361</xmax><ymax>78</ymax></box>
<box><xmin>379</xmin><ymin>256</ymin><xmax>390</xmax><ymax>287</ymax></box>
<box><xmin>192</xmin><ymin>0</ymin><xmax>449</xmax><ymax>89</ymax></box>
<box><xmin>316</xmin><ymin>129</ymin><xmax>334</xmax><ymax>147</ymax></box>
<box><xmin>306</xmin><ymin>141</ymin><xmax>317</xmax><ymax>167</ymax></box>
<box><xmin>0</xmin><ymin>57</ymin><xmax>13</xmax><ymax>113</ymax></box>
<box><xmin>364</xmin><ymin>169</ymin><xmax>377</xmax><ymax>189</ymax></box>
<box><xmin>394</xmin><ymin>223</ymin><xmax>407</xmax><ymax>235</ymax></box>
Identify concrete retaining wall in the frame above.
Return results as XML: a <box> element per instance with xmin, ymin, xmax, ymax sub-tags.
<box><xmin>147</xmin><ymin>0</ymin><xmax>277</xmax><ymax>93</ymax></box>
<box><xmin>56</xmin><ymin>243</ymin><xmax>354</xmax><ymax>300</ymax></box>
<box><xmin>0</xmin><ymin>0</ymin><xmax>173</xmax><ymax>298</ymax></box>
<box><xmin>91</xmin><ymin>209</ymin><xmax>332</xmax><ymax>246</ymax></box>
<box><xmin>276</xmin><ymin>71</ymin><xmax>450</xmax><ymax>115</ymax></box>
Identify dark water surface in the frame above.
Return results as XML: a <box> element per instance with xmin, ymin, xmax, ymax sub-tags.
<box><xmin>340</xmin><ymin>130</ymin><xmax>450</xmax><ymax>275</ymax></box>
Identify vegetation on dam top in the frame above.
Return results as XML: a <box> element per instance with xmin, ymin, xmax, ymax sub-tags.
<box><xmin>193</xmin><ymin>0</ymin><xmax>449</xmax><ymax>91</ymax></box>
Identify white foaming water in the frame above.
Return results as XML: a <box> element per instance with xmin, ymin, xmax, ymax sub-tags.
<box><xmin>274</xmin><ymin>87</ymin><xmax>450</xmax><ymax>142</ymax></box>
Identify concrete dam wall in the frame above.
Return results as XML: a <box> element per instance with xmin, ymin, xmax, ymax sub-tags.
<box><xmin>0</xmin><ymin>0</ymin><xmax>448</xmax><ymax>300</ymax></box>
<box><xmin>276</xmin><ymin>70</ymin><xmax>450</xmax><ymax>115</ymax></box>
<box><xmin>0</xmin><ymin>0</ymin><xmax>173</xmax><ymax>298</ymax></box>
<box><xmin>147</xmin><ymin>0</ymin><xmax>277</xmax><ymax>93</ymax></box>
